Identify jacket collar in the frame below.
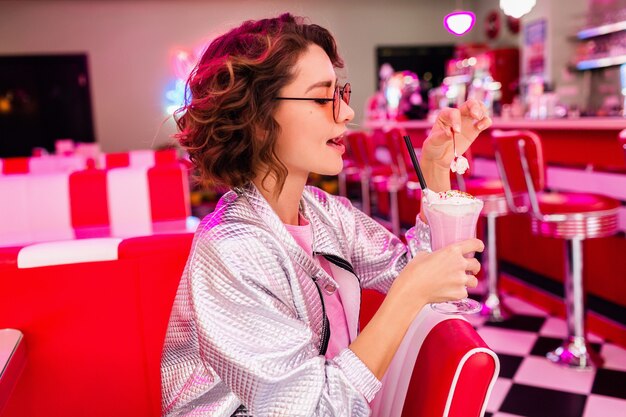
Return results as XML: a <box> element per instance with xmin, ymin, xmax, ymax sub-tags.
<box><xmin>234</xmin><ymin>183</ymin><xmax>344</xmax><ymax>288</ymax></box>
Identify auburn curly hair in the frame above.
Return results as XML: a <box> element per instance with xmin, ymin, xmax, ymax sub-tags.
<box><xmin>175</xmin><ymin>13</ymin><xmax>344</xmax><ymax>194</ymax></box>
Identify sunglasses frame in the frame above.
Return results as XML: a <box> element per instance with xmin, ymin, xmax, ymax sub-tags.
<box><xmin>274</xmin><ymin>82</ymin><xmax>351</xmax><ymax>122</ymax></box>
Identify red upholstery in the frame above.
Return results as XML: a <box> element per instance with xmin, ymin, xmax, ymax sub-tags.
<box><xmin>0</xmin><ymin>248</ymin><xmax>21</xmax><ymax>270</ymax></box>
<box><xmin>492</xmin><ymin>130</ymin><xmax>620</xmax><ymax>224</ymax></box>
<box><xmin>462</xmin><ymin>177</ymin><xmax>504</xmax><ymax>196</ymax></box>
<box><xmin>1</xmin><ymin>158</ymin><xmax>29</xmax><ymax>175</ymax></box>
<box><xmin>147</xmin><ymin>164</ymin><xmax>191</xmax><ymax>225</ymax></box>
<box><xmin>492</xmin><ymin>129</ymin><xmax>620</xmax><ymax>368</ymax></box>
<box><xmin>69</xmin><ymin>168</ymin><xmax>111</xmax><ymax>238</ymax></box>
<box><xmin>154</xmin><ymin>149</ymin><xmax>178</xmax><ymax>165</ymax></box>
<box><xmin>402</xmin><ymin>320</ymin><xmax>496</xmax><ymax>417</ymax></box>
<box><xmin>492</xmin><ymin>130</ymin><xmax>545</xmax><ymax>194</ymax></box>
<box><xmin>0</xmin><ymin>259</ymin><xmax>149</xmax><ymax>417</ymax></box>
<box><xmin>344</xmin><ymin>131</ymin><xmax>394</xmax><ymax>216</ymax></box>
<box><xmin>453</xmin><ymin>145</ymin><xmax>505</xmax><ymax>197</ymax></box>
<box><xmin>361</xmin><ymin>290</ymin><xmax>498</xmax><ymax>417</ymax></box>
<box><xmin>118</xmin><ymin>234</ymin><xmax>194</xmax><ymax>417</ymax></box>
<box><xmin>537</xmin><ymin>191</ymin><xmax>620</xmax><ymax>214</ymax></box>
<box><xmin>0</xmin><ymin>242</ymin><xmax>498</xmax><ymax>417</ymax></box>
<box><xmin>0</xmin><ymin>233</ymin><xmax>194</xmax><ymax>417</ymax></box>
<box><xmin>105</xmin><ymin>152</ymin><xmax>131</xmax><ymax>169</ymax></box>
<box><xmin>618</xmin><ymin>129</ymin><xmax>626</xmax><ymax>161</ymax></box>
<box><xmin>0</xmin><ymin>162</ymin><xmax>190</xmax><ymax>247</ymax></box>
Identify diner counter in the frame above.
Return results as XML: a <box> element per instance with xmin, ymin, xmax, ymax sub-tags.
<box><xmin>366</xmin><ymin>117</ymin><xmax>626</xmax><ymax>170</ymax></box>
<box><xmin>362</xmin><ymin>118</ymin><xmax>626</xmax><ymax>346</ymax></box>
<box><xmin>365</xmin><ymin>117</ymin><xmax>626</xmax><ymax>131</ymax></box>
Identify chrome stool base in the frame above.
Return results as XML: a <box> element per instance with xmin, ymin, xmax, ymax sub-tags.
<box><xmin>546</xmin><ymin>336</ymin><xmax>604</xmax><ymax>370</ymax></box>
<box><xmin>478</xmin><ymin>212</ymin><xmax>510</xmax><ymax>323</ymax></box>
<box><xmin>480</xmin><ymin>293</ymin><xmax>511</xmax><ymax>322</ymax></box>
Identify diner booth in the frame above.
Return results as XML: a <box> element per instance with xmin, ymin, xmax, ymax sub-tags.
<box><xmin>0</xmin><ymin>144</ymin><xmax>500</xmax><ymax>417</ymax></box>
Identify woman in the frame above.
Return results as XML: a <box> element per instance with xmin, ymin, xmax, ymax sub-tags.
<box><xmin>161</xmin><ymin>13</ymin><xmax>492</xmax><ymax>417</ymax></box>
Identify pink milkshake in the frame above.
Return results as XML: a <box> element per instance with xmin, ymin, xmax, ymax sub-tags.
<box><xmin>422</xmin><ymin>189</ymin><xmax>484</xmax><ymax>314</ymax></box>
<box><xmin>423</xmin><ymin>190</ymin><xmax>484</xmax><ymax>252</ymax></box>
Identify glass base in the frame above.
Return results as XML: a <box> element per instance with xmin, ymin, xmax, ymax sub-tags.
<box><xmin>431</xmin><ymin>298</ymin><xmax>482</xmax><ymax>315</ymax></box>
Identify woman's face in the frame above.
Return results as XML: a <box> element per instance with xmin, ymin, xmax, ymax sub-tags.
<box><xmin>272</xmin><ymin>44</ymin><xmax>354</xmax><ymax>180</ymax></box>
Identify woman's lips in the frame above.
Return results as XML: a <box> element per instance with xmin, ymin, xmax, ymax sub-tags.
<box><xmin>326</xmin><ymin>135</ymin><xmax>346</xmax><ymax>153</ymax></box>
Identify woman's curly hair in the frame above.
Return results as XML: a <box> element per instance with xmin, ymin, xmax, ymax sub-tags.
<box><xmin>175</xmin><ymin>13</ymin><xmax>344</xmax><ymax>194</ymax></box>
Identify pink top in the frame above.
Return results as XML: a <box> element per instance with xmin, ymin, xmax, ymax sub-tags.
<box><xmin>285</xmin><ymin>217</ymin><xmax>352</xmax><ymax>359</ymax></box>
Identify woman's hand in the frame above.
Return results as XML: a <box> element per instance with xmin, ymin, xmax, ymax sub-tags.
<box><xmin>389</xmin><ymin>238</ymin><xmax>484</xmax><ymax>311</ymax></box>
<box><xmin>421</xmin><ymin>99</ymin><xmax>493</xmax><ymax>172</ymax></box>
<box><xmin>350</xmin><ymin>237</ymin><xmax>484</xmax><ymax>380</ymax></box>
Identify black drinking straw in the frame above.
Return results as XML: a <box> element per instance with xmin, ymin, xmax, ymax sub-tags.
<box><xmin>403</xmin><ymin>135</ymin><xmax>427</xmax><ymax>191</ymax></box>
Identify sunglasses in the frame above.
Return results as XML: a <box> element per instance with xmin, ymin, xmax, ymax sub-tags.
<box><xmin>274</xmin><ymin>82</ymin><xmax>351</xmax><ymax>122</ymax></box>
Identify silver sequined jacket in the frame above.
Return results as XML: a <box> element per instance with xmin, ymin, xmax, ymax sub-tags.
<box><xmin>161</xmin><ymin>183</ymin><xmax>431</xmax><ymax>417</ymax></box>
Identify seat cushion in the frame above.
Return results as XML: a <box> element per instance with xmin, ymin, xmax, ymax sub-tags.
<box><xmin>538</xmin><ymin>191</ymin><xmax>621</xmax><ymax>215</ymax></box>
<box><xmin>463</xmin><ymin>178</ymin><xmax>505</xmax><ymax>196</ymax></box>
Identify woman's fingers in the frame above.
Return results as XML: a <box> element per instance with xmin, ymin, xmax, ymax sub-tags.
<box><xmin>465</xmin><ymin>258</ymin><xmax>481</xmax><ymax>276</ymax></box>
<box><xmin>458</xmin><ymin>99</ymin><xmax>493</xmax><ymax>132</ymax></box>
<box><xmin>460</xmin><ymin>99</ymin><xmax>484</xmax><ymax>119</ymax></box>
<box><xmin>476</xmin><ymin>116</ymin><xmax>492</xmax><ymax>131</ymax></box>
<box><xmin>457</xmin><ymin>238</ymin><xmax>485</xmax><ymax>255</ymax></box>
<box><xmin>437</xmin><ymin>107</ymin><xmax>462</xmax><ymax>135</ymax></box>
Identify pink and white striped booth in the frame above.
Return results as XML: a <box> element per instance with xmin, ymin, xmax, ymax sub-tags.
<box><xmin>0</xmin><ymin>149</ymin><xmax>179</xmax><ymax>175</ymax></box>
<box><xmin>0</xmin><ymin>154</ymin><xmax>190</xmax><ymax>247</ymax></box>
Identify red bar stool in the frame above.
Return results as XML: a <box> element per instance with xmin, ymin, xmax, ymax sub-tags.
<box><xmin>337</xmin><ymin>134</ymin><xmax>362</xmax><ymax>198</ymax></box>
<box><xmin>372</xmin><ymin>127</ymin><xmax>410</xmax><ymax>235</ymax></box>
<box><xmin>455</xmin><ymin>147</ymin><xmax>512</xmax><ymax>322</ymax></box>
<box><xmin>404</xmin><ymin>141</ymin><xmax>511</xmax><ymax>321</ymax></box>
<box><xmin>618</xmin><ymin>129</ymin><xmax>626</xmax><ymax>161</ymax></box>
<box><xmin>344</xmin><ymin>131</ymin><xmax>393</xmax><ymax>217</ymax></box>
<box><xmin>492</xmin><ymin>129</ymin><xmax>620</xmax><ymax>369</ymax></box>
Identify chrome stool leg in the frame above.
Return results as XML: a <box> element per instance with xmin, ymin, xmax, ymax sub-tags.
<box><xmin>338</xmin><ymin>171</ymin><xmax>347</xmax><ymax>197</ymax></box>
<box><xmin>480</xmin><ymin>213</ymin><xmax>510</xmax><ymax>322</ymax></box>
<box><xmin>361</xmin><ymin>173</ymin><xmax>371</xmax><ymax>216</ymax></box>
<box><xmin>390</xmin><ymin>189</ymin><xmax>400</xmax><ymax>236</ymax></box>
<box><xmin>547</xmin><ymin>237</ymin><xmax>604</xmax><ymax>369</ymax></box>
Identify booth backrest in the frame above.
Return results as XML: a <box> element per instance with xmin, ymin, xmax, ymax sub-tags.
<box><xmin>0</xmin><ymin>162</ymin><xmax>190</xmax><ymax>247</ymax></box>
<box><xmin>1</xmin><ymin>238</ymin><xmax>498</xmax><ymax>417</ymax></box>
<box><xmin>0</xmin><ymin>233</ymin><xmax>194</xmax><ymax>417</ymax></box>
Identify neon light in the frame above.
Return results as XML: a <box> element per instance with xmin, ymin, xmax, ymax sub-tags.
<box><xmin>164</xmin><ymin>47</ymin><xmax>201</xmax><ymax>115</ymax></box>
<box><xmin>444</xmin><ymin>11</ymin><xmax>476</xmax><ymax>36</ymax></box>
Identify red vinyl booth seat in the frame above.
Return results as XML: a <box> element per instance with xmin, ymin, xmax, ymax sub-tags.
<box><xmin>1</xmin><ymin>238</ymin><xmax>498</xmax><ymax>417</ymax></box>
<box><xmin>362</xmin><ymin>290</ymin><xmax>499</xmax><ymax>417</ymax></box>
<box><xmin>403</xmin><ymin>320</ymin><xmax>497</xmax><ymax>417</ymax></box>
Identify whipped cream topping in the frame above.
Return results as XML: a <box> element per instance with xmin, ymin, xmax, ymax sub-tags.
<box><xmin>450</xmin><ymin>155</ymin><xmax>469</xmax><ymax>174</ymax></box>
<box><xmin>423</xmin><ymin>189</ymin><xmax>482</xmax><ymax>214</ymax></box>
<box><xmin>426</xmin><ymin>189</ymin><xmax>476</xmax><ymax>204</ymax></box>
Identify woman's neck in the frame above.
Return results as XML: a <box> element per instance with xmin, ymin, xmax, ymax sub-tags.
<box><xmin>252</xmin><ymin>173</ymin><xmax>307</xmax><ymax>226</ymax></box>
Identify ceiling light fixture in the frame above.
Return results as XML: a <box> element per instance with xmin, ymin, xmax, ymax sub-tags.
<box><xmin>500</xmin><ymin>0</ymin><xmax>536</xmax><ymax>19</ymax></box>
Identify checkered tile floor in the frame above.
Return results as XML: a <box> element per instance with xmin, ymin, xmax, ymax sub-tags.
<box><xmin>464</xmin><ymin>291</ymin><xmax>626</xmax><ymax>417</ymax></box>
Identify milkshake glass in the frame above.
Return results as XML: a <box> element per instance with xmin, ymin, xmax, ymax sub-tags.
<box><xmin>422</xmin><ymin>189</ymin><xmax>483</xmax><ymax>314</ymax></box>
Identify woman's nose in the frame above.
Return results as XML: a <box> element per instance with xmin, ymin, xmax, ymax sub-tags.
<box><xmin>339</xmin><ymin>101</ymin><xmax>355</xmax><ymax>123</ymax></box>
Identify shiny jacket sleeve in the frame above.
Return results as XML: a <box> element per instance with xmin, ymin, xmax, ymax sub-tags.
<box><xmin>189</xmin><ymin>223</ymin><xmax>380</xmax><ymax>416</ymax></box>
